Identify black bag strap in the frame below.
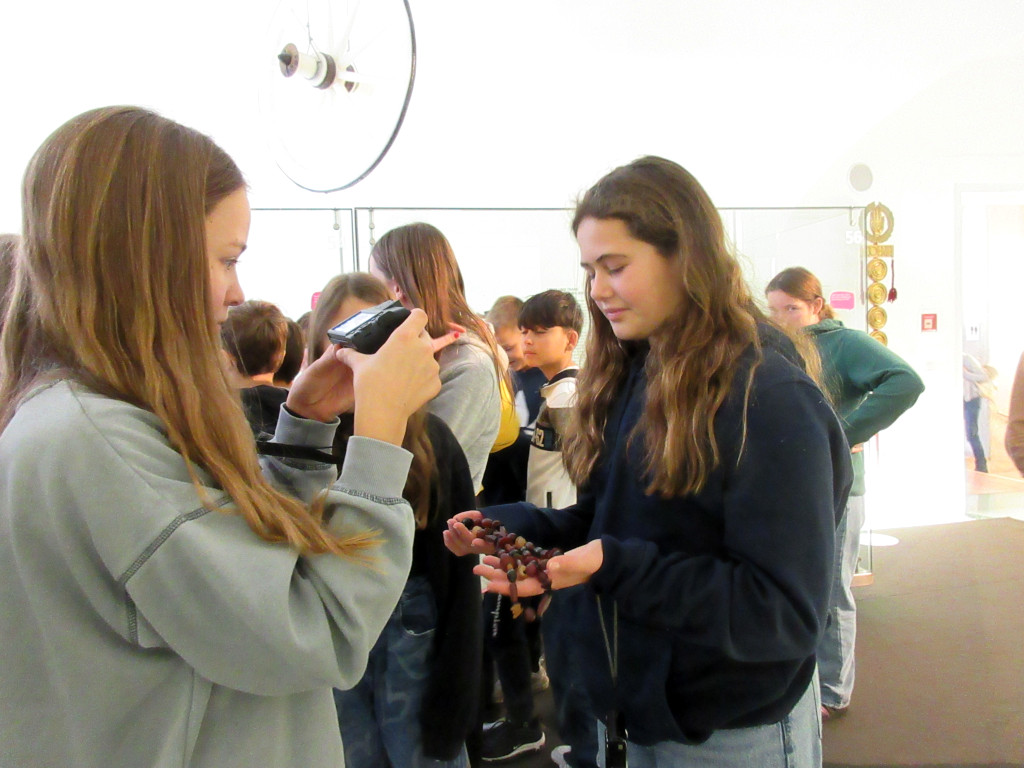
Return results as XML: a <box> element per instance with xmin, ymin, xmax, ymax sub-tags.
<box><xmin>255</xmin><ymin>440</ymin><xmax>336</xmax><ymax>464</ymax></box>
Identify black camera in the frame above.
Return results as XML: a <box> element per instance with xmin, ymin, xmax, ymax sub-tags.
<box><xmin>326</xmin><ymin>299</ymin><xmax>411</xmax><ymax>354</ymax></box>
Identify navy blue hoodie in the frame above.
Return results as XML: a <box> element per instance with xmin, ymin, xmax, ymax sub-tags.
<box><xmin>486</xmin><ymin>326</ymin><xmax>852</xmax><ymax>745</ymax></box>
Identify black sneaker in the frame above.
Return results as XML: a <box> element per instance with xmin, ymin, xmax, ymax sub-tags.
<box><xmin>481</xmin><ymin>717</ymin><xmax>546</xmax><ymax>762</ymax></box>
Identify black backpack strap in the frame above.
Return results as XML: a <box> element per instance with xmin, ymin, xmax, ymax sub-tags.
<box><xmin>255</xmin><ymin>440</ymin><xmax>336</xmax><ymax>464</ymax></box>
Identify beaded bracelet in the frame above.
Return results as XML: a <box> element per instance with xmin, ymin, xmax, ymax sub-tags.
<box><xmin>459</xmin><ymin>516</ymin><xmax>561</xmax><ymax>618</ymax></box>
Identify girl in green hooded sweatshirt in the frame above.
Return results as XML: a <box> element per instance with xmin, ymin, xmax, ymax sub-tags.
<box><xmin>766</xmin><ymin>266</ymin><xmax>924</xmax><ymax>721</ymax></box>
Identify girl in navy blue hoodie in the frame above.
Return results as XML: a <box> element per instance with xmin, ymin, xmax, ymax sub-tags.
<box><xmin>446</xmin><ymin>156</ymin><xmax>852</xmax><ymax>767</ymax></box>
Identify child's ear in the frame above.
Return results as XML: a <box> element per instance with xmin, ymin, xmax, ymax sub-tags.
<box><xmin>566</xmin><ymin>329</ymin><xmax>580</xmax><ymax>352</ymax></box>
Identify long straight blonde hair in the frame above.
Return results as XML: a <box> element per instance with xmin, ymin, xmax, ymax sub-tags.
<box><xmin>563</xmin><ymin>156</ymin><xmax>763</xmax><ymax>498</ymax></box>
<box><xmin>1</xmin><ymin>106</ymin><xmax>376</xmax><ymax>558</ymax></box>
<box><xmin>369</xmin><ymin>222</ymin><xmax>511</xmax><ymax>393</ymax></box>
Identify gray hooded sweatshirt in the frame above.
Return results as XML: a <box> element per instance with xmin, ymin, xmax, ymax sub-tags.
<box><xmin>0</xmin><ymin>380</ymin><xmax>415</xmax><ymax>767</ymax></box>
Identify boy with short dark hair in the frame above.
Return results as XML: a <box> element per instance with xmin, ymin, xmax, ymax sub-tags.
<box><xmin>519</xmin><ymin>290</ymin><xmax>582</xmax><ymax>509</ymax></box>
<box><xmin>220</xmin><ymin>300</ymin><xmax>290</xmax><ymax>436</ymax></box>
<box><xmin>481</xmin><ymin>290</ymin><xmax>586</xmax><ymax>764</ymax></box>
<box><xmin>512</xmin><ymin>290</ymin><xmax>598</xmax><ymax>768</ymax></box>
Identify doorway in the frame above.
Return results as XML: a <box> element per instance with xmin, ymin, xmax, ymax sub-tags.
<box><xmin>957</xmin><ymin>186</ymin><xmax>1024</xmax><ymax>518</ymax></box>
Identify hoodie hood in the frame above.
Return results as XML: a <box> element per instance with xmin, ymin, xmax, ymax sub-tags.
<box><xmin>803</xmin><ymin>318</ymin><xmax>845</xmax><ymax>337</ymax></box>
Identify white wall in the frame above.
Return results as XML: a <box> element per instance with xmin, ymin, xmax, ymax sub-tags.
<box><xmin>4</xmin><ymin>0</ymin><xmax>1024</xmax><ymax>527</ymax></box>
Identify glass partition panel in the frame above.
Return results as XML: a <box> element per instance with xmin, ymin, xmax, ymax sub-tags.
<box><xmin>248</xmin><ymin>205</ymin><xmax>866</xmax><ymax>331</ymax></box>
<box><xmin>725</xmin><ymin>207</ymin><xmax>867</xmax><ymax>332</ymax></box>
<box><xmin>351</xmin><ymin>208</ymin><xmax>582</xmax><ymax>309</ymax></box>
<box><xmin>352</xmin><ymin>208</ymin><xmax>591</xmax><ymax>359</ymax></box>
<box><xmin>247</xmin><ymin>208</ymin><xmax>355</xmax><ymax>320</ymax></box>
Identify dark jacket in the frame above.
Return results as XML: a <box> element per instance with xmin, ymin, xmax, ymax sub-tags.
<box><xmin>481</xmin><ymin>365</ymin><xmax>548</xmax><ymax>506</ymax></box>
<box><xmin>239</xmin><ymin>384</ymin><xmax>288</xmax><ymax>437</ymax></box>
<box><xmin>332</xmin><ymin>413</ymin><xmax>481</xmax><ymax>760</ymax></box>
<box><xmin>487</xmin><ymin>326</ymin><xmax>852</xmax><ymax>745</ymax></box>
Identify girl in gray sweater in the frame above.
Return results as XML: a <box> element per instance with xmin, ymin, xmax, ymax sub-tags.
<box><xmin>0</xmin><ymin>106</ymin><xmax>454</xmax><ymax>768</ymax></box>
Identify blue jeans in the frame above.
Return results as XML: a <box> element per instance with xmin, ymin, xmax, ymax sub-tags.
<box><xmin>334</xmin><ymin>576</ymin><xmax>469</xmax><ymax>768</ymax></box>
<box><xmin>816</xmin><ymin>495</ymin><xmax>863</xmax><ymax>709</ymax></box>
<box><xmin>596</xmin><ymin>670</ymin><xmax>821</xmax><ymax>768</ymax></box>
<box><xmin>964</xmin><ymin>397</ymin><xmax>988</xmax><ymax>471</ymax></box>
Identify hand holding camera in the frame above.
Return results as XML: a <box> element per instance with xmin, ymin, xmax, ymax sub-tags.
<box><xmin>326</xmin><ymin>300</ymin><xmax>411</xmax><ymax>354</ymax></box>
<box><xmin>287</xmin><ymin>307</ymin><xmax>460</xmax><ymax>445</ymax></box>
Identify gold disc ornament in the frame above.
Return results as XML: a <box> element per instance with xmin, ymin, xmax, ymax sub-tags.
<box><xmin>867</xmin><ymin>305</ymin><xmax>888</xmax><ymax>329</ymax></box>
<box><xmin>863</xmin><ymin>202</ymin><xmax>895</xmax><ymax>243</ymax></box>
<box><xmin>867</xmin><ymin>258</ymin><xmax>888</xmax><ymax>282</ymax></box>
<box><xmin>867</xmin><ymin>281</ymin><xmax>888</xmax><ymax>306</ymax></box>
<box><xmin>869</xmin><ymin>329</ymin><xmax>888</xmax><ymax>346</ymax></box>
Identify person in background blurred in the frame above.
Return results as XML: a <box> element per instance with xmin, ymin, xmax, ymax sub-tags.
<box><xmin>220</xmin><ymin>299</ymin><xmax>290</xmax><ymax>436</ymax></box>
<box><xmin>308</xmin><ymin>272</ymin><xmax>481</xmax><ymax>768</ymax></box>
<box><xmin>274</xmin><ymin>317</ymin><xmax>305</xmax><ymax>388</ymax></box>
<box><xmin>962</xmin><ymin>352</ymin><xmax>990</xmax><ymax>473</ymax></box>
<box><xmin>1005</xmin><ymin>353</ymin><xmax>1024</xmax><ymax>476</ymax></box>
<box><xmin>766</xmin><ymin>266</ymin><xmax>924</xmax><ymax>721</ymax></box>
<box><xmin>369</xmin><ymin>222</ymin><xmax>506</xmax><ymax>494</ymax></box>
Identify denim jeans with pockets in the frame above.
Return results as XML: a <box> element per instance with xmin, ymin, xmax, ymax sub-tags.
<box><xmin>596</xmin><ymin>668</ymin><xmax>821</xmax><ymax>768</ymax></box>
<box><xmin>334</xmin><ymin>575</ymin><xmax>469</xmax><ymax>768</ymax></box>
<box><xmin>816</xmin><ymin>495</ymin><xmax>863</xmax><ymax>710</ymax></box>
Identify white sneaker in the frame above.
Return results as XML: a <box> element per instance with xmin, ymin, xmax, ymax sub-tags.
<box><xmin>551</xmin><ymin>745</ymin><xmax>572</xmax><ymax>767</ymax></box>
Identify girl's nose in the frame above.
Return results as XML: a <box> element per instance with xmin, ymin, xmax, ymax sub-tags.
<box><xmin>226</xmin><ymin>275</ymin><xmax>245</xmax><ymax>307</ymax></box>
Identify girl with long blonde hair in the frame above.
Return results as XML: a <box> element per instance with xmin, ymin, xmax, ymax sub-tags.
<box><xmin>369</xmin><ymin>222</ymin><xmax>508</xmax><ymax>493</ymax></box>
<box><xmin>446</xmin><ymin>157</ymin><xmax>852</xmax><ymax>767</ymax></box>
<box><xmin>0</xmin><ymin>106</ymin><xmax>453</xmax><ymax>768</ymax></box>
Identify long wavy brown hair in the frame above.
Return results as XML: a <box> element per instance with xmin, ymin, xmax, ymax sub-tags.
<box><xmin>0</xmin><ymin>234</ymin><xmax>18</xmax><ymax>333</ymax></box>
<box><xmin>562</xmin><ymin>156</ymin><xmax>763</xmax><ymax>498</ymax></box>
<box><xmin>308</xmin><ymin>272</ymin><xmax>437</xmax><ymax>528</ymax></box>
<box><xmin>0</xmin><ymin>106</ymin><xmax>377</xmax><ymax>559</ymax></box>
<box><xmin>369</xmin><ymin>222</ymin><xmax>510</xmax><ymax>393</ymax></box>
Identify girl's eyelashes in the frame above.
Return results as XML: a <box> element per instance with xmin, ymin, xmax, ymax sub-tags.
<box><xmin>581</xmin><ymin>263</ymin><xmax>624</xmax><ymax>278</ymax></box>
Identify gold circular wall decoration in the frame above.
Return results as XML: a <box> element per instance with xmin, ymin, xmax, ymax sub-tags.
<box><xmin>867</xmin><ymin>305</ymin><xmax>888</xmax><ymax>329</ymax></box>
<box><xmin>867</xmin><ymin>258</ymin><xmax>888</xmax><ymax>281</ymax></box>
<box><xmin>863</xmin><ymin>202</ymin><xmax>895</xmax><ymax>243</ymax></box>
<box><xmin>869</xmin><ymin>329</ymin><xmax>888</xmax><ymax>346</ymax></box>
<box><xmin>867</xmin><ymin>281</ymin><xmax>888</xmax><ymax>306</ymax></box>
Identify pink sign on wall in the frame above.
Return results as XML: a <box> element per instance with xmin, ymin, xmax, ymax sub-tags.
<box><xmin>830</xmin><ymin>291</ymin><xmax>855</xmax><ymax>310</ymax></box>
<box><xmin>311</xmin><ymin>291</ymin><xmax>321</xmax><ymax>309</ymax></box>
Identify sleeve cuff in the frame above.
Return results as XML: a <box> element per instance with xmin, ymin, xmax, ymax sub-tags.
<box><xmin>589</xmin><ymin>534</ymin><xmax>625</xmax><ymax>593</ymax></box>
<box><xmin>272</xmin><ymin>406</ymin><xmax>340</xmax><ymax>449</ymax></box>
<box><xmin>339</xmin><ymin>436</ymin><xmax>414</xmax><ymax>499</ymax></box>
